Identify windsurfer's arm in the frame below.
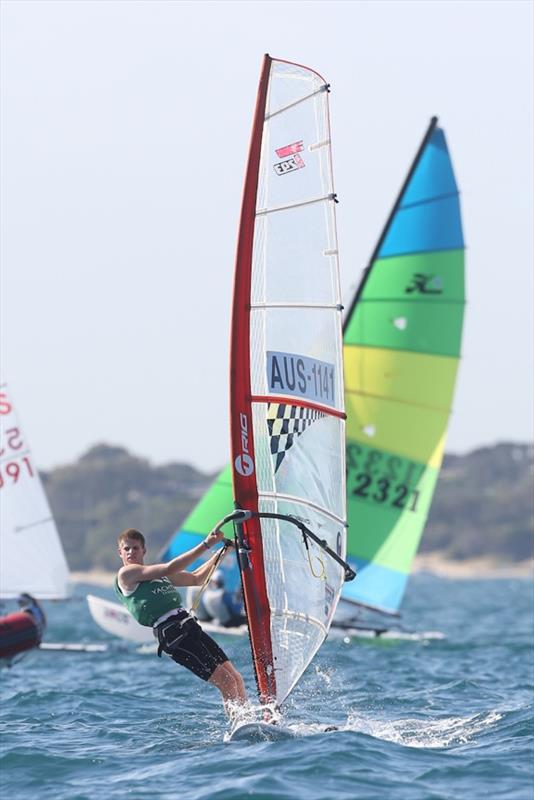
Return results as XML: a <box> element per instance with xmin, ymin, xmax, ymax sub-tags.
<box><xmin>118</xmin><ymin>531</ymin><xmax>224</xmax><ymax>589</ymax></box>
<box><xmin>118</xmin><ymin>562</ymin><xmax>173</xmax><ymax>590</ymax></box>
<box><xmin>119</xmin><ymin>531</ymin><xmax>230</xmax><ymax>590</ymax></box>
<box><xmin>168</xmin><ymin>547</ymin><xmax>228</xmax><ymax>587</ymax></box>
<box><xmin>119</xmin><ymin>530</ymin><xmax>225</xmax><ymax>589</ymax></box>
<box><xmin>166</xmin><ymin>529</ymin><xmax>225</xmax><ymax>572</ymax></box>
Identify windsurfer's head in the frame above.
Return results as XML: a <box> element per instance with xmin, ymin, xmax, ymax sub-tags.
<box><xmin>117</xmin><ymin>528</ymin><xmax>146</xmax><ymax>565</ymax></box>
<box><xmin>117</xmin><ymin>528</ymin><xmax>145</xmax><ymax>548</ymax></box>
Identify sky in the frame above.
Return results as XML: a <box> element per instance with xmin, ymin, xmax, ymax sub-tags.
<box><xmin>1</xmin><ymin>0</ymin><xmax>533</xmax><ymax>473</ymax></box>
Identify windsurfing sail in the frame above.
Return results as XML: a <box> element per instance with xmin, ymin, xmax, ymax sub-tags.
<box><xmin>0</xmin><ymin>384</ymin><xmax>71</xmax><ymax>599</ymax></box>
<box><xmin>343</xmin><ymin>117</ymin><xmax>465</xmax><ymax>615</ymax></box>
<box><xmin>230</xmin><ymin>55</ymin><xmax>350</xmax><ymax>707</ymax></box>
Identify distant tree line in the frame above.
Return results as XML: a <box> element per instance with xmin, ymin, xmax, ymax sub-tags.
<box><xmin>41</xmin><ymin>441</ymin><xmax>534</xmax><ymax>572</ymax></box>
<box><xmin>423</xmin><ymin>443</ymin><xmax>533</xmax><ymax>561</ymax></box>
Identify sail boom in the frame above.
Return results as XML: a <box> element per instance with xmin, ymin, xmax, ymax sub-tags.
<box><xmin>255</xmin><ymin>511</ymin><xmax>355</xmax><ymax>581</ymax></box>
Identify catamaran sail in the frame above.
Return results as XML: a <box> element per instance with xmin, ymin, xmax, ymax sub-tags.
<box><xmin>343</xmin><ymin>117</ymin><xmax>465</xmax><ymax>615</ymax></box>
<box><xmin>230</xmin><ymin>55</ymin><xmax>351</xmax><ymax>708</ymax></box>
<box><xmin>0</xmin><ymin>384</ymin><xmax>70</xmax><ymax>599</ymax></box>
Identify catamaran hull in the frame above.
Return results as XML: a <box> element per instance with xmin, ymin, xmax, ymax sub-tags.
<box><xmin>86</xmin><ymin>594</ymin><xmax>247</xmax><ymax>644</ymax></box>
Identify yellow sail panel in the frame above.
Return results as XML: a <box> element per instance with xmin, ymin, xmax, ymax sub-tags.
<box><xmin>345</xmin><ymin>391</ymin><xmax>449</xmax><ymax>469</ymax></box>
<box><xmin>344</xmin><ymin>345</ymin><xmax>460</xmax><ymax>411</ymax></box>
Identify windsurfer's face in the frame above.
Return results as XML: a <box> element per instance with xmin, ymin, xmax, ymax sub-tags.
<box><xmin>118</xmin><ymin>538</ymin><xmax>146</xmax><ymax>566</ymax></box>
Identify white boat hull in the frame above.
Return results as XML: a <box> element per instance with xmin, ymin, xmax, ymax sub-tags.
<box><xmin>86</xmin><ymin>594</ymin><xmax>248</xmax><ymax>644</ymax></box>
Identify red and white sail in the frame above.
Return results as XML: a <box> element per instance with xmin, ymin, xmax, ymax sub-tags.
<box><xmin>230</xmin><ymin>56</ymin><xmax>347</xmax><ymax>707</ymax></box>
<box><xmin>0</xmin><ymin>384</ymin><xmax>70</xmax><ymax>599</ymax></box>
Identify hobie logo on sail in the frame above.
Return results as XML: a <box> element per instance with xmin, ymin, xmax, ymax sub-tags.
<box><xmin>235</xmin><ymin>412</ymin><xmax>254</xmax><ymax>477</ymax></box>
<box><xmin>405</xmin><ymin>273</ymin><xmax>443</xmax><ymax>294</ymax></box>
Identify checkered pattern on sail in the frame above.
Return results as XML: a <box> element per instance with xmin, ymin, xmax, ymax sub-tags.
<box><xmin>267</xmin><ymin>403</ymin><xmax>325</xmax><ymax>472</ymax></box>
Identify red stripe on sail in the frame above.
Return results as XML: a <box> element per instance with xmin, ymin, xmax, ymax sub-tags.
<box><xmin>252</xmin><ymin>394</ymin><xmax>346</xmax><ymax>421</ymax></box>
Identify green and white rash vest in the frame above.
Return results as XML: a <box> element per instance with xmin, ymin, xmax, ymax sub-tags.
<box><xmin>114</xmin><ymin>576</ymin><xmax>183</xmax><ymax>627</ymax></box>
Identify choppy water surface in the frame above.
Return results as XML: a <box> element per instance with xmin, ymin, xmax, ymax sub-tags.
<box><xmin>1</xmin><ymin>575</ymin><xmax>533</xmax><ymax>799</ymax></box>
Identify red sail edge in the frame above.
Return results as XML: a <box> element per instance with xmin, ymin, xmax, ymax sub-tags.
<box><xmin>229</xmin><ymin>54</ymin><xmax>276</xmax><ymax>705</ymax></box>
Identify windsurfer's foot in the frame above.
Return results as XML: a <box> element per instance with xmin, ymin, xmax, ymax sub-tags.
<box><xmin>227</xmin><ymin>700</ymin><xmax>254</xmax><ymax>725</ymax></box>
<box><xmin>262</xmin><ymin>705</ymin><xmax>281</xmax><ymax>725</ymax></box>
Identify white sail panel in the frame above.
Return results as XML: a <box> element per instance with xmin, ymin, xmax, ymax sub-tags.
<box><xmin>247</xmin><ymin>58</ymin><xmax>346</xmax><ymax>706</ymax></box>
<box><xmin>258</xmin><ymin>498</ymin><xmax>345</xmax><ymax>702</ymax></box>
<box><xmin>0</xmin><ymin>385</ymin><xmax>70</xmax><ymax>599</ymax></box>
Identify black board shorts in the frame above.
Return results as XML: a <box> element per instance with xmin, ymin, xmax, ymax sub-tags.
<box><xmin>154</xmin><ymin>610</ymin><xmax>229</xmax><ymax>681</ymax></box>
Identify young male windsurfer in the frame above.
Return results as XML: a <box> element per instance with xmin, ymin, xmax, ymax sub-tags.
<box><xmin>115</xmin><ymin>528</ymin><xmax>248</xmax><ymax>718</ymax></box>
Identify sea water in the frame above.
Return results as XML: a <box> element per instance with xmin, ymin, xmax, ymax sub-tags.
<box><xmin>1</xmin><ymin>574</ymin><xmax>533</xmax><ymax>800</ymax></box>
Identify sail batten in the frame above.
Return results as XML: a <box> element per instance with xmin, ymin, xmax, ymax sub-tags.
<box><xmin>257</xmin><ymin>193</ymin><xmax>335</xmax><ymax>215</ymax></box>
<box><xmin>251</xmin><ymin>302</ymin><xmax>343</xmax><ymax>310</ymax></box>
<box><xmin>259</xmin><ymin>491</ymin><xmax>347</xmax><ymax>525</ymax></box>
<box><xmin>265</xmin><ymin>84</ymin><xmax>328</xmax><ymax>120</ymax></box>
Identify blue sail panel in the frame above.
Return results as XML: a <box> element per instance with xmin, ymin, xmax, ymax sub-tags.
<box><xmin>403</xmin><ymin>128</ymin><xmax>458</xmax><ymax>205</ymax></box>
<box><xmin>379</xmin><ymin>194</ymin><xmax>464</xmax><ymax>257</ymax></box>
<box><xmin>378</xmin><ymin>127</ymin><xmax>464</xmax><ymax>258</ymax></box>
<box><xmin>344</xmin><ymin>559</ymin><xmax>408</xmax><ymax>615</ymax></box>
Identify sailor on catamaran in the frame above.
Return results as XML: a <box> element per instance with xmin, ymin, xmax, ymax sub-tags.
<box><xmin>203</xmin><ymin>570</ymin><xmax>246</xmax><ymax>628</ymax></box>
<box><xmin>114</xmin><ymin>528</ymin><xmax>248</xmax><ymax>718</ymax></box>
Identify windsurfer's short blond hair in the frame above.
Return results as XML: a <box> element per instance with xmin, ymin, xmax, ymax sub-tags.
<box><xmin>117</xmin><ymin>528</ymin><xmax>145</xmax><ymax>548</ymax></box>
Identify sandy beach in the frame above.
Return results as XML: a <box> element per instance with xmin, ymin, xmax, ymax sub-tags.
<box><xmin>70</xmin><ymin>556</ymin><xmax>533</xmax><ymax>588</ymax></box>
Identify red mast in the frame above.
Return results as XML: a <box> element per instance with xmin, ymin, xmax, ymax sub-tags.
<box><xmin>229</xmin><ymin>54</ymin><xmax>277</xmax><ymax>704</ymax></box>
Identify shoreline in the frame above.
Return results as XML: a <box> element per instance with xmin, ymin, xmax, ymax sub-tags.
<box><xmin>412</xmin><ymin>553</ymin><xmax>533</xmax><ymax>579</ymax></box>
<box><xmin>71</xmin><ymin>556</ymin><xmax>534</xmax><ymax>587</ymax></box>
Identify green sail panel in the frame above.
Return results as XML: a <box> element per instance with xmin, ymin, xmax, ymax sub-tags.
<box><xmin>343</xmin><ymin>120</ymin><xmax>465</xmax><ymax>614</ymax></box>
<box><xmin>344</xmin><ymin>250</ymin><xmax>464</xmax><ymax>356</ymax></box>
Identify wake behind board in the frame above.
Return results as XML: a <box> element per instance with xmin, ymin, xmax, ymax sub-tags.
<box><xmin>227</xmin><ymin>720</ymin><xmax>297</xmax><ymax>743</ymax></box>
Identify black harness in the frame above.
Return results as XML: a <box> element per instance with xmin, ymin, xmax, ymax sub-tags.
<box><xmin>154</xmin><ymin>609</ymin><xmax>200</xmax><ymax>657</ymax></box>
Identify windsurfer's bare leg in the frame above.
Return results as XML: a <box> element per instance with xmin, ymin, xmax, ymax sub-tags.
<box><xmin>209</xmin><ymin>661</ymin><xmax>248</xmax><ymax>713</ymax></box>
